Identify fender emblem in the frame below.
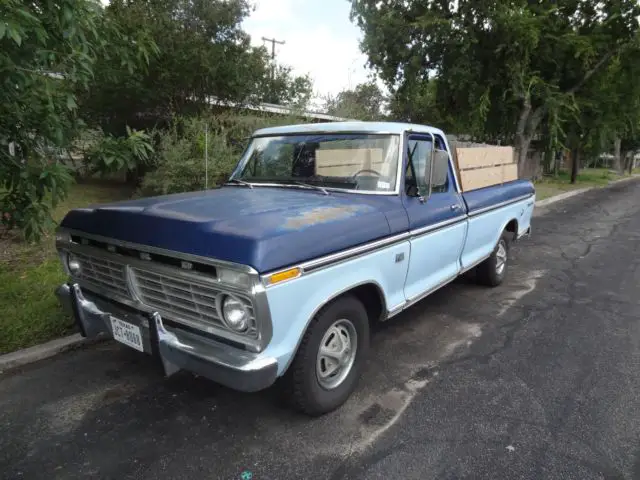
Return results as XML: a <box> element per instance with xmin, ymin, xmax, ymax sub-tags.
<box><xmin>181</xmin><ymin>261</ymin><xmax>193</xmax><ymax>270</ymax></box>
<box><xmin>395</xmin><ymin>253</ymin><xmax>405</xmax><ymax>263</ymax></box>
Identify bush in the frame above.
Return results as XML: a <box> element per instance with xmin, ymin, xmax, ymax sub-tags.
<box><xmin>140</xmin><ymin>112</ymin><xmax>311</xmax><ymax>196</ymax></box>
<box><xmin>85</xmin><ymin>126</ymin><xmax>154</xmax><ymax>179</ymax></box>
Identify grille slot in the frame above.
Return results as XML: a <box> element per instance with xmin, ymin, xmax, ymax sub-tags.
<box><xmin>73</xmin><ymin>251</ymin><xmax>130</xmax><ymax>298</ymax></box>
<box><xmin>130</xmin><ymin>268</ymin><xmax>257</xmax><ymax>336</ymax></box>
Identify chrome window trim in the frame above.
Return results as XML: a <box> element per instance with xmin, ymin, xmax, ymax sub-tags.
<box><xmin>232</xmin><ymin>131</ymin><xmax>404</xmax><ymax>195</ymax></box>
<box><xmin>56</xmin><ymin>234</ymin><xmax>272</xmax><ymax>352</ymax></box>
<box><xmin>440</xmin><ymin>135</ymin><xmax>462</xmax><ymax>193</ymax></box>
<box><xmin>251</xmin><ymin>130</ymin><xmax>402</xmax><ymax>138</ymax></box>
<box><xmin>225</xmin><ymin>183</ymin><xmax>399</xmax><ymax>196</ymax></box>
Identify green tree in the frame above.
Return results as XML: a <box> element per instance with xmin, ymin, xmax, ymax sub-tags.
<box><xmin>0</xmin><ymin>0</ymin><xmax>154</xmax><ymax>240</ymax></box>
<box><xmin>79</xmin><ymin>0</ymin><xmax>312</xmax><ymax>133</ymax></box>
<box><xmin>352</xmin><ymin>0</ymin><xmax>640</xmax><ymax>173</ymax></box>
<box><xmin>325</xmin><ymin>81</ymin><xmax>387</xmax><ymax>120</ymax></box>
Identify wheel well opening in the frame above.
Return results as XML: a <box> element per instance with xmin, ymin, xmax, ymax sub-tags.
<box><xmin>348</xmin><ymin>283</ymin><xmax>385</xmax><ymax>324</ymax></box>
<box><xmin>505</xmin><ymin>219</ymin><xmax>518</xmax><ymax>237</ymax></box>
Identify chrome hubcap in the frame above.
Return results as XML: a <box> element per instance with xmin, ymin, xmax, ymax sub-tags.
<box><xmin>316</xmin><ymin>319</ymin><xmax>357</xmax><ymax>389</ymax></box>
<box><xmin>496</xmin><ymin>241</ymin><xmax>507</xmax><ymax>275</ymax></box>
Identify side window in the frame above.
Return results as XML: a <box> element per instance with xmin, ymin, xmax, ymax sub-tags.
<box><xmin>406</xmin><ymin>137</ymin><xmax>449</xmax><ymax>196</ymax></box>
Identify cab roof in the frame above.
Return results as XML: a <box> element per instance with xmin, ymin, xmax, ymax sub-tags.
<box><xmin>252</xmin><ymin>121</ymin><xmax>445</xmax><ymax>138</ymax></box>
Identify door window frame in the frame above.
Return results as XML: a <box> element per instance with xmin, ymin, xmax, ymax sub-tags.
<box><xmin>404</xmin><ymin>133</ymin><xmax>452</xmax><ymax>200</ymax></box>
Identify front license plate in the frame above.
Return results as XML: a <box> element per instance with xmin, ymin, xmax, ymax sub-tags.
<box><xmin>110</xmin><ymin>316</ymin><xmax>144</xmax><ymax>352</ymax></box>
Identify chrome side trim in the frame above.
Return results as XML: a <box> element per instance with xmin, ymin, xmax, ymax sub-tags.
<box><xmin>468</xmin><ymin>194</ymin><xmax>534</xmax><ymax>217</ymax></box>
<box><xmin>60</xmin><ymin>229</ymin><xmax>257</xmax><ymax>274</ymax></box>
<box><xmin>299</xmin><ymin>231</ymin><xmax>411</xmax><ymax>273</ymax></box>
<box><xmin>386</xmin><ymin>272</ymin><xmax>460</xmax><ymax>320</ymax></box>
<box><xmin>517</xmin><ymin>226</ymin><xmax>532</xmax><ymax>240</ymax></box>
<box><xmin>459</xmin><ymin>253</ymin><xmax>492</xmax><ymax>275</ymax></box>
<box><xmin>410</xmin><ymin>215</ymin><xmax>467</xmax><ymax>238</ymax></box>
<box><xmin>266</xmin><ymin>216</ymin><xmax>467</xmax><ymax>283</ymax></box>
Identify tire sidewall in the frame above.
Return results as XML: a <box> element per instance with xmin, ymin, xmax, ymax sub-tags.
<box><xmin>491</xmin><ymin>234</ymin><xmax>510</xmax><ymax>283</ymax></box>
<box><xmin>293</xmin><ymin>296</ymin><xmax>370</xmax><ymax>414</ymax></box>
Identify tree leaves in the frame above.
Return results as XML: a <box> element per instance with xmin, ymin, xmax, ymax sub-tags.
<box><xmin>0</xmin><ymin>0</ymin><xmax>152</xmax><ymax>241</ymax></box>
<box><xmin>352</xmin><ymin>0</ymin><xmax>640</xmax><ymax>164</ymax></box>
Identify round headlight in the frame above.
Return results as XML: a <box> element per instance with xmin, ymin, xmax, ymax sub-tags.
<box><xmin>221</xmin><ymin>295</ymin><xmax>249</xmax><ymax>332</ymax></box>
<box><xmin>67</xmin><ymin>254</ymin><xmax>81</xmax><ymax>275</ymax></box>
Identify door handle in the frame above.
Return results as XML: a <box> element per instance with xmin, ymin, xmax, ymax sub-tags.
<box><xmin>450</xmin><ymin>204</ymin><xmax>461</xmax><ymax>211</ymax></box>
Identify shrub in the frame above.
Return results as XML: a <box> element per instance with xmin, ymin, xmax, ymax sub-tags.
<box><xmin>85</xmin><ymin>126</ymin><xmax>154</xmax><ymax>179</ymax></box>
<box><xmin>140</xmin><ymin>112</ymin><xmax>311</xmax><ymax>196</ymax></box>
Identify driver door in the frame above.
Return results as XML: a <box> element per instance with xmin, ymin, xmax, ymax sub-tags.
<box><xmin>402</xmin><ymin>134</ymin><xmax>467</xmax><ymax>302</ymax></box>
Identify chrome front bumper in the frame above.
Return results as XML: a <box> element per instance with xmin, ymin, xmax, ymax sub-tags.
<box><xmin>56</xmin><ymin>283</ymin><xmax>278</xmax><ymax>392</ymax></box>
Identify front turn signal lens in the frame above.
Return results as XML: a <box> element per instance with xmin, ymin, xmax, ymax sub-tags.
<box><xmin>267</xmin><ymin>267</ymin><xmax>301</xmax><ymax>285</ymax></box>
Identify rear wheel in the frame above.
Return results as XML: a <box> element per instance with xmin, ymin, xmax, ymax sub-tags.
<box><xmin>476</xmin><ymin>231</ymin><xmax>511</xmax><ymax>287</ymax></box>
<box><xmin>282</xmin><ymin>295</ymin><xmax>369</xmax><ymax>416</ymax></box>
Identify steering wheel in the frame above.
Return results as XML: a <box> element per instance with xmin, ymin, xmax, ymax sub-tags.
<box><xmin>351</xmin><ymin>169</ymin><xmax>382</xmax><ymax>179</ymax></box>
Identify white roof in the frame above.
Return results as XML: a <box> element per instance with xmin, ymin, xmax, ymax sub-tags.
<box><xmin>253</xmin><ymin>121</ymin><xmax>445</xmax><ymax>137</ymax></box>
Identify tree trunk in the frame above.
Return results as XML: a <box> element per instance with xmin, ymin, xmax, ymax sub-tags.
<box><xmin>515</xmin><ymin>135</ymin><xmax>532</xmax><ymax>174</ymax></box>
<box><xmin>621</xmin><ymin>150</ymin><xmax>630</xmax><ymax>175</ymax></box>
<box><xmin>570</xmin><ymin>148</ymin><xmax>580</xmax><ymax>184</ymax></box>
<box><xmin>542</xmin><ymin>148</ymin><xmax>554</xmax><ymax>175</ymax></box>
<box><xmin>629</xmin><ymin>152</ymin><xmax>636</xmax><ymax>174</ymax></box>
<box><xmin>613</xmin><ymin>137</ymin><xmax>622</xmax><ymax>173</ymax></box>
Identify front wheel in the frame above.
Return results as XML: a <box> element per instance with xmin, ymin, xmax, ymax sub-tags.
<box><xmin>282</xmin><ymin>295</ymin><xmax>370</xmax><ymax>416</ymax></box>
<box><xmin>476</xmin><ymin>231</ymin><xmax>511</xmax><ymax>287</ymax></box>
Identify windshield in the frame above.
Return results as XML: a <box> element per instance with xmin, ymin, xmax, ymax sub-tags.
<box><xmin>230</xmin><ymin>133</ymin><xmax>401</xmax><ymax>193</ymax></box>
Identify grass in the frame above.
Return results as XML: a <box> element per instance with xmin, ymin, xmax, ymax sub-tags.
<box><xmin>0</xmin><ymin>182</ymin><xmax>132</xmax><ymax>354</ymax></box>
<box><xmin>534</xmin><ymin>168</ymin><xmax>636</xmax><ymax>201</ymax></box>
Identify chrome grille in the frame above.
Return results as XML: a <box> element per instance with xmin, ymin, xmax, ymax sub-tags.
<box><xmin>130</xmin><ymin>268</ymin><xmax>257</xmax><ymax>335</ymax></box>
<box><xmin>73</xmin><ymin>251</ymin><xmax>130</xmax><ymax>298</ymax></box>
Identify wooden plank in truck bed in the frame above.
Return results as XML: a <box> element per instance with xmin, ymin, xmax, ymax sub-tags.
<box><xmin>459</xmin><ymin>163</ymin><xmax>519</xmax><ymax>191</ymax></box>
<box><xmin>456</xmin><ymin>147</ymin><xmax>514</xmax><ymax>169</ymax></box>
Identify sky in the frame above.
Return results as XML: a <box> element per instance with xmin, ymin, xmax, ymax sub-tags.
<box><xmin>242</xmin><ymin>0</ymin><xmax>373</xmax><ymax>105</ymax></box>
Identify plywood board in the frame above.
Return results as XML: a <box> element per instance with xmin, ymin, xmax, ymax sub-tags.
<box><xmin>459</xmin><ymin>164</ymin><xmax>519</xmax><ymax>191</ymax></box>
<box><xmin>460</xmin><ymin>165</ymin><xmax>505</xmax><ymax>191</ymax></box>
<box><xmin>503</xmin><ymin>163</ymin><xmax>518</xmax><ymax>182</ymax></box>
<box><xmin>456</xmin><ymin>147</ymin><xmax>514</xmax><ymax>169</ymax></box>
<box><xmin>316</xmin><ymin>148</ymin><xmax>383</xmax><ymax>176</ymax></box>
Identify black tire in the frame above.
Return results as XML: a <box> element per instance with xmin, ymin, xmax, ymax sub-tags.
<box><xmin>476</xmin><ymin>231</ymin><xmax>511</xmax><ymax>287</ymax></box>
<box><xmin>282</xmin><ymin>295</ymin><xmax>370</xmax><ymax>416</ymax></box>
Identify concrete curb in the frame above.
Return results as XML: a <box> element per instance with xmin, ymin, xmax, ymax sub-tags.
<box><xmin>0</xmin><ymin>333</ymin><xmax>100</xmax><ymax>373</ymax></box>
<box><xmin>535</xmin><ymin>174</ymin><xmax>640</xmax><ymax>208</ymax></box>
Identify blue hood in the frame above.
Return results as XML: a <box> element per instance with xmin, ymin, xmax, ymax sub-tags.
<box><xmin>61</xmin><ymin>187</ymin><xmax>396</xmax><ymax>273</ymax></box>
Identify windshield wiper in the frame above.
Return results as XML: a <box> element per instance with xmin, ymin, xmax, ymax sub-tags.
<box><xmin>294</xmin><ymin>181</ymin><xmax>329</xmax><ymax>195</ymax></box>
<box><xmin>224</xmin><ymin>179</ymin><xmax>254</xmax><ymax>189</ymax></box>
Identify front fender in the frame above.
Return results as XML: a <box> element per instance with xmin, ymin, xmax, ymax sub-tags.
<box><xmin>261</xmin><ymin>239</ymin><xmax>410</xmax><ymax>375</ymax></box>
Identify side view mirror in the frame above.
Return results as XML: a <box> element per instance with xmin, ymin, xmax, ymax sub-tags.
<box><xmin>431</xmin><ymin>149</ymin><xmax>449</xmax><ymax>188</ymax></box>
<box><xmin>423</xmin><ymin>149</ymin><xmax>450</xmax><ymax>189</ymax></box>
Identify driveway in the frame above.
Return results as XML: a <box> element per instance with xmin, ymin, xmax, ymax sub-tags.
<box><xmin>2</xmin><ymin>179</ymin><xmax>640</xmax><ymax>480</ymax></box>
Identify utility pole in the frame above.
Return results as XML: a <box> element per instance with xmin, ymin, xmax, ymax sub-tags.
<box><xmin>261</xmin><ymin>36</ymin><xmax>285</xmax><ymax>80</ymax></box>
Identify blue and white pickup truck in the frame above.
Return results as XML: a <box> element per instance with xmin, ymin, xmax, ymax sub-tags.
<box><xmin>55</xmin><ymin>122</ymin><xmax>534</xmax><ymax>415</ymax></box>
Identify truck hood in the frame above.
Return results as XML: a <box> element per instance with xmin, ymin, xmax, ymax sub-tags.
<box><xmin>60</xmin><ymin>186</ymin><xmax>393</xmax><ymax>273</ymax></box>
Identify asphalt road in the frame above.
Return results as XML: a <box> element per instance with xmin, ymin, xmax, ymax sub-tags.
<box><xmin>2</xmin><ymin>179</ymin><xmax>640</xmax><ymax>480</ymax></box>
